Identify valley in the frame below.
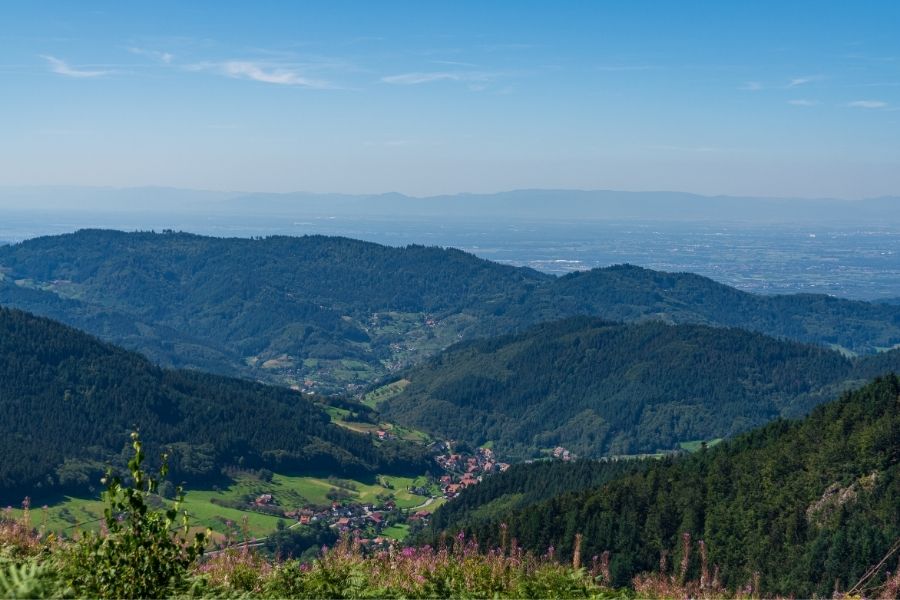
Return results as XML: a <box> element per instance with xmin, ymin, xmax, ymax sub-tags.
<box><xmin>4</xmin><ymin>3</ymin><xmax>899</xmax><ymax>596</ymax></box>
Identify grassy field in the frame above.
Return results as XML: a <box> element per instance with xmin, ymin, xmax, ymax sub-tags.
<box><xmin>6</xmin><ymin>495</ymin><xmax>107</xmax><ymax>534</ymax></box>
<box><xmin>679</xmin><ymin>438</ymin><xmax>724</xmax><ymax>452</ymax></box>
<box><xmin>381</xmin><ymin>523</ymin><xmax>410</xmax><ymax>541</ymax></box>
<box><xmin>7</xmin><ymin>470</ymin><xmax>440</xmax><ymax>541</ymax></box>
<box><xmin>270</xmin><ymin>473</ymin><xmax>432</xmax><ymax>509</ymax></box>
<box><xmin>361</xmin><ymin>379</ymin><xmax>410</xmax><ymax>409</ymax></box>
<box><xmin>320</xmin><ymin>391</ymin><xmax>431</xmax><ymax>443</ymax></box>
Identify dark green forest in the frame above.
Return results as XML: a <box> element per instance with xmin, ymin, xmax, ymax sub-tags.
<box><xmin>425</xmin><ymin>376</ymin><xmax>900</xmax><ymax>597</ymax></box>
<box><xmin>0</xmin><ymin>306</ymin><xmax>429</xmax><ymax>501</ymax></box>
<box><xmin>2</xmin><ymin>230</ymin><xmax>900</xmax><ymax>392</ymax></box>
<box><xmin>427</xmin><ymin>459</ymin><xmax>647</xmax><ymax>533</ymax></box>
<box><xmin>382</xmin><ymin>316</ymin><xmax>900</xmax><ymax>458</ymax></box>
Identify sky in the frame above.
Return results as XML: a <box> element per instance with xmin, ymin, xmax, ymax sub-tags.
<box><xmin>2</xmin><ymin>1</ymin><xmax>900</xmax><ymax>198</ymax></box>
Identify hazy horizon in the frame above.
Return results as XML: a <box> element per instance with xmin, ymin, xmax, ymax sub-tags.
<box><xmin>2</xmin><ymin>182</ymin><xmax>900</xmax><ymax>202</ymax></box>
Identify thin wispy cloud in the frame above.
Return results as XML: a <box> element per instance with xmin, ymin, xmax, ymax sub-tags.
<box><xmin>129</xmin><ymin>47</ymin><xmax>174</xmax><ymax>64</ymax></box>
<box><xmin>381</xmin><ymin>72</ymin><xmax>463</xmax><ymax>85</ymax></box>
<box><xmin>740</xmin><ymin>81</ymin><xmax>763</xmax><ymax>91</ymax></box>
<box><xmin>788</xmin><ymin>99</ymin><xmax>818</xmax><ymax>107</ymax></box>
<box><xmin>847</xmin><ymin>100</ymin><xmax>888</xmax><ymax>109</ymax></box>
<box><xmin>40</xmin><ymin>55</ymin><xmax>110</xmax><ymax>78</ymax></box>
<box><xmin>189</xmin><ymin>60</ymin><xmax>334</xmax><ymax>88</ymax></box>
<box><xmin>381</xmin><ymin>71</ymin><xmax>495</xmax><ymax>85</ymax></box>
<box><xmin>788</xmin><ymin>75</ymin><xmax>822</xmax><ymax>87</ymax></box>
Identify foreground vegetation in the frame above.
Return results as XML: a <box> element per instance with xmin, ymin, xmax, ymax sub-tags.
<box><xmin>3</xmin><ymin>377</ymin><xmax>899</xmax><ymax>598</ymax></box>
<box><xmin>0</xmin><ymin>435</ymin><xmax>632</xmax><ymax>599</ymax></box>
<box><xmin>3</xmin><ymin>447</ymin><xmax>897</xmax><ymax>599</ymax></box>
<box><xmin>2</xmin><ymin>374</ymin><xmax>899</xmax><ymax>598</ymax></box>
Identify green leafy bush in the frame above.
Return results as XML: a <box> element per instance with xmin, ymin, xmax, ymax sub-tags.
<box><xmin>55</xmin><ymin>433</ymin><xmax>206</xmax><ymax>598</ymax></box>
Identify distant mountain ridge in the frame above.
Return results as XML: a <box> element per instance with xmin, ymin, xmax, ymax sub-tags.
<box><xmin>2</xmin><ymin>186</ymin><xmax>900</xmax><ymax>223</ymax></box>
<box><xmin>1</xmin><ymin>230</ymin><xmax>900</xmax><ymax>392</ymax></box>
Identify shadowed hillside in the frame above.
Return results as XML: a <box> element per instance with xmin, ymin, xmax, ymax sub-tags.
<box><xmin>426</xmin><ymin>375</ymin><xmax>900</xmax><ymax>597</ymax></box>
<box><xmin>382</xmin><ymin>317</ymin><xmax>900</xmax><ymax>458</ymax></box>
<box><xmin>0</xmin><ymin>306</ymin><xmax>429</xmax><ymax>501</ymax></box>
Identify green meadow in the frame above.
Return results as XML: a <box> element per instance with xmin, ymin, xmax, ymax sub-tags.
<box><xmin>7</xmin><ymin>471</ymin><xmax>441</xmax><ymax>542</ymax></box>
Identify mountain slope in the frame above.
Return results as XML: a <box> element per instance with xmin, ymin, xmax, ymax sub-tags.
<box><xmin>1</xmin><ymin>230</ymin><xmax>900</xmax><ymax>392</ymax></box>
<box><xmin>428</xmin><ymin>376</ymin><xmax>900</xmax><ymax>596</ymax></box>
<box><xmin>0</xmin><ymin>230</ymin><xmax>550</xmax><ymax>391</ymax></box>
<box><xmin>381</xmin><ymin>317</ymin><xmax>900</xmax><ymax>458</ymax></box>
<box><xmin>0</xmin><ymin>306</ymin><xmax>428</xmax><ymax>501</ymax></box>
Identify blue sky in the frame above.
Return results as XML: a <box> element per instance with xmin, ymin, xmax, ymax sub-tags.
<box><xmin>2</xmin><ymin>1</ymin><xmax>900</xmax><ymax>198</ymax></box>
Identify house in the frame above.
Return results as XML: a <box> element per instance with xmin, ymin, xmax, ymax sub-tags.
<box><xmin>254</xmin><ymin>494</ymin><xmax>274</xmax><ymax>506</ymax></box>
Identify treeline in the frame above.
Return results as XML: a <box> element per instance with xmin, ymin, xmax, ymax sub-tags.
<box><xmin>426</xmin><ymin>376</ymin><xmax>900</xmax><ymax>597</ymax></box>
<box><xmin>383</xmin><ymin>317</ymin><xmax>900</xmax><ymax>458</ymax></box>
<box><xmin>0</xmin><ymin>307</ymin><xmax>430</xmax><ymax>501</ymax></box>
<box><xmin>2</xmin><ymin>230</ymin><xmax>900</xmax><ymax>391</ymax></box>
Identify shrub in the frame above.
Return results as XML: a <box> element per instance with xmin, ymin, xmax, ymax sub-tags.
<box><xmin>54</xmin><ymin>432</ymin><xmax>206</xmax><ymax>598</ymax></box>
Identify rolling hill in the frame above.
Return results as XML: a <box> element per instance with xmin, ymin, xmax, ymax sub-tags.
<box><xmin>380</xmin><ymin>317</ymin><xmax>900</xmax><ymax>459</ymax></box>
<box><xmin>0</xmin><ymin>306</ymin><xmax>428</xmax><ymax>502</ymax></box>
<box><xmin>1</xmin><ymin>230</ymin><xmax>900</xmax><ymax>392</ymax></box>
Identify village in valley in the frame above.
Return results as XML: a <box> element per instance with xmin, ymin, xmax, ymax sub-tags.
<box><xmin>234</xmin><ymin>442</ymin><xmax>513</xmax><ymax>548</ymax></box>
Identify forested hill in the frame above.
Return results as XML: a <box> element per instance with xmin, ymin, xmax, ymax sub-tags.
<box><xmin>538</xmin><ymin>264</ymin><xmax>900</xmax><ymax>353</ymax></box>
<box><xmin>381</xmin><ymin>317</ymin><xmax>900</xmax><ymax>459</ymax></box>
<box><xmin>0</xmin><ymin>230</ymin><xmax>549</xmax><ymax>391</ymax></box>
<box><xmin>1</xmin><ymin>230</ymin><xmax>900</xmax><ymax>392</ymax></box>
<box><xmin>0</xmin><ymin>306</ymin><xmax>428</xmax><ymax>501</ymax></box>
<box><xmin>427</xmin><ymin>376</ymin><xmax>900</xmax><ymax>597</ymax></box>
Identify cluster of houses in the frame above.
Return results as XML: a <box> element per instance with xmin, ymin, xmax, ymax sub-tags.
<box><xmin>551</xmin><ymin>446</ymin><xmax>575</xmax><ymax>461</ymax></box>
<box><xmin>375</xmin><ymin>429</ymin><xmax>396</xmax><ymax>441</ymax></box>
<box><xmin>433</xmin><ymin>445</ymin><xmax>510</xmax><ymax>499</ymax></box>
<box><xmin>262</xmin><ymin>494</ymin><xmax>405</xmax><ymax>540</ymax></box>
<box><xmin>243</xmin><ymin>441</ymin><xmax>521</xmax><ymax>544</ymax></box>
